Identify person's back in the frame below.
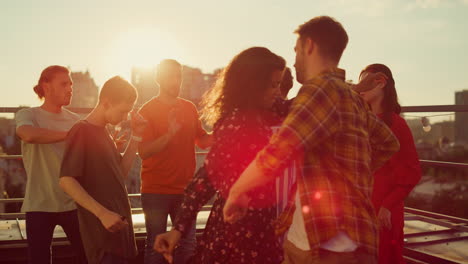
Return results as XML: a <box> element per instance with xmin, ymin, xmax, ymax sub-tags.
<box><xmin>289</xmin><ymin>69</ymin><xmax>388</xmax><ymax>251</ymax></box>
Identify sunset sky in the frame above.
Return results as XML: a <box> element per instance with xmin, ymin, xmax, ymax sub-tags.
<box><xmin>1</xmin><ymin>0</ymin><xmax>468</xmax><ymax>109</ymax></box>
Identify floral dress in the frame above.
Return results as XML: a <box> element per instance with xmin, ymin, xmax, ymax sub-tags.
<box><xmin>173</xmin><ymin>109</ymin><xmax>283</xmax><ymax>264</ymax></box>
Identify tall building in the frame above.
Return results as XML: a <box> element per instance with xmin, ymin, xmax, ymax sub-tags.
<box><xmin>69</xmin><ymin>71</ymin><xmax>99</xmax><ymax>108</ymax></box>
<box><xmin>455</xmin><ymin>90</ymin><xmax>468</xmax><ymax>145</ymax></box>
<box><xmin>181</xmin><ymin>66</ymin><xmax>216</xmax><ymax>106</ymax></box>
<box><xmin>131</xmin><ymin>66</ymin><xmax>158</xmax><ymax>107</ymax></box>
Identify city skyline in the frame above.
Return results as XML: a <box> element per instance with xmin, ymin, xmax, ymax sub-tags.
<box><xmin>1</xmin><ymin>0</ymin><xmax>468</xmax><ymax>109</ymax></box>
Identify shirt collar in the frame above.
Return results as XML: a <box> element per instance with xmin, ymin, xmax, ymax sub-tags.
<box><xmin>303</xmin><ymin>68</ymin><xmax>346</xmax><ymax>84</ymax></box>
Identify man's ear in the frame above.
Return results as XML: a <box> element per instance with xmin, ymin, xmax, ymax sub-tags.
<box><xmin>304</xmin><ymin>38</ymin><xmax>315</xmax><ymax>56</ymax></box>
<box><xmin>42</xmin><ymin>82</ymin><xmax>52</xmax><ymax>97</ymax></box>
<box><xmin>101</xmin><ymin>98</ymin><xmax>111</xmax><ymax>109</ymax></box>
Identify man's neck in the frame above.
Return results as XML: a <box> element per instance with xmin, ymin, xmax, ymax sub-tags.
<box><xmin>40</xmin><ymin>100</ymin><xmax>62</xmax><ymax>114</ymax></box>
<box><xmin>158</xmin><ymin>91</ymin><xmax>178</xmax><ymax>105</ymax></box>
<box><xmin>86</xmin><ymin>106</ymin><xmax>107</xmax><ymax>127</ymax></box>
<box><xmin>303</xmin><ymin>59</ymin><xmax>339</xmax><ymax>83</ymax></box>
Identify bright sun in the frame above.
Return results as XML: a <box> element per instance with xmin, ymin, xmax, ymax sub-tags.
<box><xmin>111</xmin><ymin>28</ymin><xmax>182</xmax><ymax>71</ymax></box>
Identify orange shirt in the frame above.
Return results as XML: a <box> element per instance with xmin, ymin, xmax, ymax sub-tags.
<box><xmin>139</xmin><ymin>97</ymin><xmax>207</xmax><ymax>194</ymax></box>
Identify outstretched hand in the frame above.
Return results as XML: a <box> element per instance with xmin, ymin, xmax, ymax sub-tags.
<box><xmin>167</xmin><ymin>109</ymin><xmax>181</xmax><ymax>137</ymax></box>
<box><xmin>223</xmin><ymin>191</ymin><xmax>250</xmax><ymax>224</ymax></box>
<box><xmin>154</xmin><ymin>230</ymin><xmax>182</xmax><ymax>263</ymax></box>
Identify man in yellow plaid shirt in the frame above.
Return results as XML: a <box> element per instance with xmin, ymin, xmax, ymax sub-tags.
<box><xmin>224</xmin><ymin>16</ymin><xmax>400</xmax><ymax>264</ymax></box>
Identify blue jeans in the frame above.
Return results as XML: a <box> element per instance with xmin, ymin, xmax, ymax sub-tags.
<box><xmin>141</xmin><ymin>193</ymin><xmax>196</xmax><ymax>264</ymax></box>
<box><xmin>26</xmin><ymin>210</ymin><xmax>87</xmax><ymax>264</ymax></box>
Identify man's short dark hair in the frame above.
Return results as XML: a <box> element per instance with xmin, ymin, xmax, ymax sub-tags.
<box><xmin>156</xmin><ymin>59</ymin><xmax>182</xmax><ymax>82</ymax></box>
<box><xmin>295</xmin><ymin>16</ymin><xmax>348</xmax><ymax>62</ymax></box>
<box><xmin>99</xmin><ymin>76</ymin><xmax>137</xmax><ymax>104</ymax></box>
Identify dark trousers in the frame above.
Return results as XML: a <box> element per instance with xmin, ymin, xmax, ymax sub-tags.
<box><xmin>26</xmin><ymin>210</ymin><xmax>87</xmax><ymax>264</ymax></box>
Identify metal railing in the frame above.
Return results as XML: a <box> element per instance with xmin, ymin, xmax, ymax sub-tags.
<box><xmin>1</xmin><ymin>104</ymin><xmax>468</xmax><ymax>219</ymax></box>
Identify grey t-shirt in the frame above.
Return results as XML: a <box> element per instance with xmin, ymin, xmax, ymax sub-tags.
<box><xmin>60</xmin><ymin>120</ymin><xmax>137</xmax><ymax>264</ymax></box>
<box><xmin>15</xmin><ymin>107</ymin><xmax>80</xmax><ymax>212</ymax></box>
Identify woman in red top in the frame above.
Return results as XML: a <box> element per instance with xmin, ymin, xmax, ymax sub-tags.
<box><xmin>360</xmin><ymin>64</ymin><xmax>421</xmax><ymax>264</ymax></box>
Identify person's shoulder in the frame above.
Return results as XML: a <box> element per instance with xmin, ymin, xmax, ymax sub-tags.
<box><xmin>62</xmin><ymin>108</ymin><xmax>81</xmax><ymax>120</ymax></box>
<box><xmin>15</xmin><ymin>107</ymin><xmax>37</xmax><ymax>124</ymax></box>
<box><xmin>139</xmin><ymin>97</ymin><xmax>160</xmax><ymax>114</ymax></box>
<box><xmin>297</xmin><ymin>78</ymin><xmax>346</xmax><ymax>106</ymax></box>
<box><xmin>16</xmin><ymin>107</ymin><xmax>37</xmax><ymax>116</ymax></box>
<box><xmin>178</xmin><ymin>98</ymin><xmax>197</xmax><ymax>109</ymax></box>
<box><xmin>391</xmin><ymin>113</ymin><xmax>411</xmax><ymax>130</ymax></box>
<box><xmin>68</xmin><ymin>120</ymin><xmax>91</xmax><ymax>136</ymax></box>
<box><xmin>177</xmin><ymin>98</ymin><xmax>200</xmax><ymax>117</ymax></box>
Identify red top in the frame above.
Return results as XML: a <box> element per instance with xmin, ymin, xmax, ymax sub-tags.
<box><xmin>139</xmin><ymin>97</ymin><xmax>207</xmax><ymax>194</ymax></box>
<box><xmin>372</xmin><ymin>113</ymin><xmax>421</xmax><ymax>264</ymax></box>
<box><xmin>372</xmin><ymin>113</ymin><xmax>421</xmax><ymax>212</ymax></box>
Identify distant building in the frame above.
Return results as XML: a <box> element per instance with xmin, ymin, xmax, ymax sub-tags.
<box><xmin>455</xmin><ymin>90</ymin><xmax>468</xmax><ymax>145</ymax></box>
<box><xmin>181</xmin><ymin>66</ymin><xmax>216</xmax><ymax>106</ymax></box>
<box><xmin>406</xmin><ymin>117</ymin><xmax>455</xmax><ymax>160</ymax></box>
<box><xmin>69</xmin><ymin>71</ymin><xmax>99</xmax><ymax>108</ymax></box>
<box><xmin>131</xmin><ymin>67</ymin><xmax>158</xmax><ymax>108</ymax></box>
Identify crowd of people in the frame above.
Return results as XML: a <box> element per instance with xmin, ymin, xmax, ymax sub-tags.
<box><xmin>15</xmin><ymin>16</ymin><xmax>421</xmax><ymax>264</ymax></box>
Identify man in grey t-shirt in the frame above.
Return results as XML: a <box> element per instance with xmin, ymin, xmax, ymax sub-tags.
<box><xmin>15</xmin><ymin>65</ymin><xmax>87</xmax><ymax>264</ymax></box>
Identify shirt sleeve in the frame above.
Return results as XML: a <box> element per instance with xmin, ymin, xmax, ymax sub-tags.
<box><xmin>60</xmin><ymin>124</ymin><xmax>86</xmax><ymax>179</ymax></box>
<box><xmin>173</xmin><ymin>166</ymin><xmax>216</xmax><ymax>237</ymax></box>
<box><xmin>256</xmin><ymin>83</ymin><xmax>340</xmax><ymax>176</ymax></box>
<box><xmin>15</xmin><ymin>108</ymin><xmax>34</xmax><ymax>128</ymax></box>
<box><xmin>367</xmin><ymin>113</ymin><xmax>400</xmax><ymax>172</ymax></box>
<box><xmin>381</xmin><ymin>116</ymin><xmax>421</xmax><ymax>209</ymax></box>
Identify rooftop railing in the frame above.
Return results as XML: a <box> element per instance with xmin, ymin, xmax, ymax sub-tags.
<box><xmin>1</xmin><ymin>104</ymin><xmax>468</xmax><ymax>219</ymax></box>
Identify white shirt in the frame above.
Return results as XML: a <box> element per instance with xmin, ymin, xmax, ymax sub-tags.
<box><xmin>287</xmin><ymin>192</ymin><xmax>358</xmax><ymax>252</ymax></box>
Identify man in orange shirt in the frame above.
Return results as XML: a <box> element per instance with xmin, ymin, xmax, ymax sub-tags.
<box><xmin>138</xmin><ymin>59</ymin><xmax>213</xmax><ymax>264</ymax></box>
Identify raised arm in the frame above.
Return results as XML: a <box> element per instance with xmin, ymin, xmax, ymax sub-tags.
<box><xmin>138</xmin><ymin>109</ymin><xmax>180</xmax><ymax>160</ymax></box>
<box><xmin>15</xmin><ymin>109</ymin><xmax>67</xmax><ymax>144</ymax></box>
<box><xmin>17</xmin><ymin>125</ymin><xmax>68</xmax><ymax>144</ymax></box>
<box><xmin>225</xmin><ymin>83</ymin><xmax>340</xmax><ymax>223</ymax></box>
<box><xmin>121</xmin><ymin>112</ymin><xmax>147</xmax><ymax>178</ymax></box>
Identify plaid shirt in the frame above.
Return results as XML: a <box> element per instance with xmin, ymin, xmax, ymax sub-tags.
<box><xmin>256</xmin><ymin>68</ymin><xmax>399</xmax><ymax>257</ymax></box>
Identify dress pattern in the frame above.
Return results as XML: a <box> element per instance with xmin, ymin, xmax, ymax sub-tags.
<box><xmin>174</xmin><ymin>109</ymin><xmax>283</xmax><ymax>264</ymax></box>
